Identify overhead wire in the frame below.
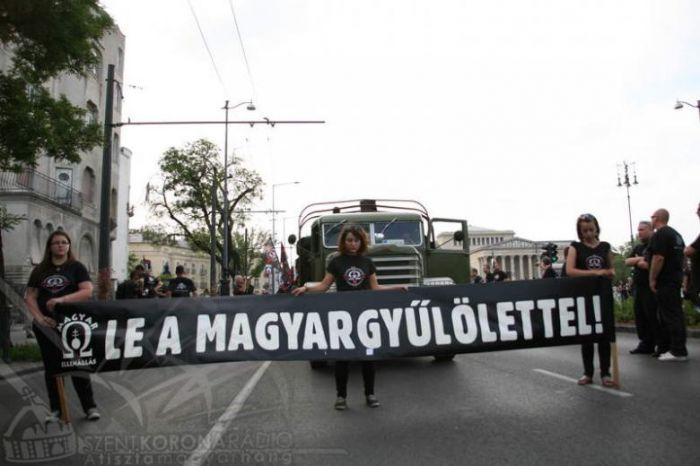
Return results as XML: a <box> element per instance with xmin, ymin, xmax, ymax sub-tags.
<box><xmin>187</xmin><ymin>0</ymin><xmax>229</xmax><ymax>97</ymax></box>
<box><xmin>227</xmin><ymin>0</ymin><xmax>257</xmax><ymax>100</ymax></box>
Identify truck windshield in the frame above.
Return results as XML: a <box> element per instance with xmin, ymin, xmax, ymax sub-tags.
<box><xmin>322</xmin><ymin>221</ymin><xmax>422</xmax><ymax>248</ymax></box>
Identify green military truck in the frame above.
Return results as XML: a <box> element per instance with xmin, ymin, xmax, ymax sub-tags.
<box><xmin>288</xmin><ymin>199</ymin><xmax>470</xmax><ymax>366</ymax></box>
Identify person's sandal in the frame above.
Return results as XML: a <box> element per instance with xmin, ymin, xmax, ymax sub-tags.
<box><xmin>601</xmin><ymin>376</ymin><xmax>615</xmax><ymax>388</ymax></box>
<box><xmin>577</xmin><ymin>375</ymin><xmax>593</xmax><ymax>385</ymax></box>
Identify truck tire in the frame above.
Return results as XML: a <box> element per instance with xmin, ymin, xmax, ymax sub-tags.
<box><xmin>433</xmin><ymin>354</ymin><xmax>455</xmax><ymax>362</ymax></box>
<box><xmin>310</xmin><ymin>361</ymin><xmax>328</xmax><ymax>370</ymax></box>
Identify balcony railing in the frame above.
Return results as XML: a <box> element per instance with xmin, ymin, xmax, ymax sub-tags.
<box><xmin>0</xmin><ymin>169</ymin><xmax>83</xmax><ymax>213</ymax></box>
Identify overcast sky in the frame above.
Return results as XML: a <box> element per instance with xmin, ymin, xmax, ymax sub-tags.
<box><xmin>101</xmin><ymin>0</ymin><xmax>700</xmax><ymax>249</ymax></box>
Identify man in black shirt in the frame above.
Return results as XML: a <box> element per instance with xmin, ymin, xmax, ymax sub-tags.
<box><xmin>539</xmin><ymin>257</ymin><xmax>556</xmax><ymax>279</ymax></box>
<box><xmin>167</xmin><ymin>266</ymin><xmax>197</xmax><ymax>298</ymax></box>
<box><xmin>492</xmin><ymin>261</ymin><xmax>508</xmax><ymax>282</ymax></box>
<box><xmin>625</xmin><ymin>221</ymin><xmax>658</xmax><ymax>354</ymax></box>
<box><xmin>649</xmin><ymin>209</ymin><xmax>687</xmax><ymax>361</ymax></box>
<box><xmin>470</xmin><ymin>268</ymin><xmax>483</xmax><ymax>284</ymax></box>
<box><xmin>683</xmin><ymin>202</ymin><xmax>700</xmax><ymax>308</ymax></box>
<box><xmin>482</xmin><ymin>263</ymin><xmax>495</xmax><ymax>283</ymax></box>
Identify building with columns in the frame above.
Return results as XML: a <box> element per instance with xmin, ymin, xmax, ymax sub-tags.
<box><xmin>438</xmin><ymin>226</ymin><xmax>572</xmax><ymax>280</ymax></box>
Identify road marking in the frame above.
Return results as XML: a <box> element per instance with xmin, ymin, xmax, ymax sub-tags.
<box><xmin>185</xmin><ymin>361</ymin><xmax>271</xmax><ymax>466</ymax></box>
<box><xmin>533</xmin><ymin>369</ymin><xmax>634</xmax><ymax>398</ymax></box>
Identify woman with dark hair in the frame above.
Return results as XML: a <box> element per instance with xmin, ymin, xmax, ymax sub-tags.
<box><xmin>565</xmin><ymin>214</ymin><xmax>615</xmax><ymax>387</ymax></box>
<box><xmin>292</xmin><ymin>224</ymin><xmax>406</xmax><ymax>410</ymax></box>
<box><xmin>24</xmin><ymin>231</ymin><xmax>100</xmax><ymax>422</ymax></box>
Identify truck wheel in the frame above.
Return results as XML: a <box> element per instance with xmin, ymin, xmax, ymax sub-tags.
<box><xmin>309</xmin><ymin>361</ymin><xmax>328</xmax><ymax>370</ymax></box>
<box><xmin>433</xmin><ymin>354</ymin><xmax>455</xmax><ymax>362</ymax></box>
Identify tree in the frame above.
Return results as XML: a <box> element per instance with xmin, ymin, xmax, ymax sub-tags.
<box><xmin>0</xmin><ymin>205</ymin><xmax>26</xmax><ymax>360</ymax></box>
<box><xmin>0</xmin><ymin>0</ymin><xmax>113</xmax><ymax>170</ymax></box>
<box><xmin>613</xmin><ymin>241</ymin><xmax>634</xmax><ymax>284</ymax></box>
<box><xmin>147</xmin><ymin>139</ymin><xmax>266</xmax><ymax>280</ymax></box>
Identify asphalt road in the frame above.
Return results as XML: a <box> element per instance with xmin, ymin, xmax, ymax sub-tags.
<box><xmin>2</xmin><ymin>333</ymin><xmax>699</xmax><ymax>466</ymax></box>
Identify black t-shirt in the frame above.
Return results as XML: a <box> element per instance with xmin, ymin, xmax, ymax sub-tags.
<box><xmin>116</xmin><ymin>280</ymin><xmax>140</xmax><ymax>299</ymax></box>
<box><xmin>27</xmin><ymin>261</ymin><xmax>91</xmax><ymax>315</ymax></box>
<box><xmin>141</xmin><ymin>274</ymin><xmax>159</xmax><ymax>298</ymax></box>
<box><xmin>629</xmin><ymin>242</ymin><xmax>650</xmax><ymax>287</ymax></box>
<box><xmin>571</xmin><ymin>241</ymin><xmax>611</xmax><ymax>270</ymax></box>
<box><xmin>326</xmin><ymin>255</ymin><xmax>377</xmax><ymax>292</ymax></box>
<box><xmin>492</xmin><ymin>270</ymin><xmax>508</xmax><ymax>282</ymax></box>
<box><xmin>168</xmin><ymin>276</ymin><xmax>196</xmax><ymax>297</ymax></box>
<box><xmin>541</xmin><ymin>267</ymin><xmax>557</xmax><ymax>279</ymax></box>
<box><xmin>690</xmin><ymin>234</ymin><xmax>700</xmax><ymax>289</ymax></box>
<box><xmin>648</xmin><ymin>225</ymin><xmax>685</xmax><ymax>284</ymax></box>
<box><xmin>472</xmin><ymin>276</ymin><xmax>484</xmax><ymax>284</ymax></box>
<box><xmin>484</xmin><ymin>272</ymin><xmax>495</xmax><ymax>283</ymax></box>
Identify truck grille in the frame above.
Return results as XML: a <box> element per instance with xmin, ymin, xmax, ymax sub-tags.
<box><xmin>370</xmin><ymin>255</ymin><xmax>423</xmax><ymax>286</ymax></box>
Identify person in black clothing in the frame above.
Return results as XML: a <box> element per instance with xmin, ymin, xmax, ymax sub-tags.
<box><xmin>625</xmin><ymin>221</ymin><xmax>658</xmax><ymax>354</ymax></box>
<box><xmin>292</xmin><ymin>225</ymin><xmax>406</xmax><ymax>410</ymax></box>
<box><xmin>649</xmin><ymin>208</ymin><xmax>687</xmax><ymax>361</ymax></box>
<box><xmin>470</xmin><ymin>268</ymin><xmax>483</xmax><ymax>284</ymax></box>
<box><xmin>135</xmin><ymin>264</ymin><xmax>159</xmax><ymax>298</ymax></box>
<box><xmin>565</xmin><ymin>214</ymin><xmax>616</xmax><ymax>387</ymax></box>
<box><xmin>167</xmin><ymin>265</ymin><xmax>197</xmax><ymax>298</ymax></box>
<box><xmin>683</xmin><ymin>202</ymin><xmax>700</xmax><ymax>309</ymax></box>
<box><xmin>116</xmin><ymin>270</ymin><xmax>142</xmax><ymax>299</ymax></box>
<box><xmin>233</xmin><ymin>275</ymin><xmax>254</xmax><ymax>295</ymax></box>
<box><xmin>492</xmin><ymin>261</ymin><xmax>508</xmax><ymax>282</ymax></box>
<box><xmin>482</xmin><ymin>263</ymin><xmax>495</xmax><ymax>283</ymax></box>
<box><xmin>539</xmin><ymin>257</ymin><xmax>556</xmax><ymax>279</ymax></box>
<box><xmin>24</xmin><ymin>231</ymin><xmax>100</xmax><ymax>422</ymax></box>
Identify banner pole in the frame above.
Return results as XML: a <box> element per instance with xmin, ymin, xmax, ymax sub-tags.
<box><xmin>611</xmin><ymin>342</ymin><xmax>620</xmax><ymax>387</ymax></box>
<box><xmin>56</xmin><ymin>375</ymin><xmax>71</xmax><ymax>423</ymax></box>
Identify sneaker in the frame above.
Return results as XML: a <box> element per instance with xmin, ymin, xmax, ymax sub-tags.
<box><xmin>366</xmin><ymin>394</ymin><xmax>380</xmax><ymax>408</ymax></box>
<box><xmin>657</xmin><ymin>352</ymin><xmax>688</xmax><ymax>362</ymax></box>
<box><xmin>86</xmin><ymin>407</ymin><xmax>101</xmax><ymax>421</ymax></box>
<box><xmin>334</xmin><ymin>397</ymin><xmax>347</xmax><ymax>411</ymax></box>
<box><xmin>601</xmin><ymin>376</ymin><xmax>615</xmax><ymax>388</ymax></box>
<box><xmin>45</xmin><ymin>410</ymin><xmax>60</xmax><ymax>423</ymax></box>
<box><xmin>629</xmin><ymin>347</ymin><xmax>654</xmax><ymax>355</ymax></box>
<box><xmin>577</xmin><ymin>375</ymin><xmax>593</xmax><ymax>385</ymax></box>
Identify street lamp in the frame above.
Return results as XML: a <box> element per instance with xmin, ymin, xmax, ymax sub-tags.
<box><xmin>271</xmin><ymin>181</ymin><xmax>300</xmax><ymax>293</ymax></box>
<box><xmin>616</xmin><ymin>161</ymin><xmax>638</xmax><ymax>247</ymax></box>
<box><xmin>221</xmin><ymin>99</ymin><xmax>256</xmax><ymax>296</ymax></box>
<box><xmin>674</xmin><ymin>99</ymin><xmax>700</xmax><ymax>120</ymax></box>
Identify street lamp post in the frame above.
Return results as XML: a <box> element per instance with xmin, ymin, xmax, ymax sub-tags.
<box><xmin>616</xmin><ymin>161</ymin><xmax>638</xmax><ymax>247</ymax></box>
<box><xmin>220</xmin><ymin>100</ymin><xmax>255</xmax><ymax>296</ymax></box>
<box><xmin>674</xmin><ymin>99</ymin><xmax>700</xmax><ymax>120</ymax></box>
<box><xmin>271</xmin><ymin>181</ymin><xmax>300</xmax><ymax>293</ymax></box>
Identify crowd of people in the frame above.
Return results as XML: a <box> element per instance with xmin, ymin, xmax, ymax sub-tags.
<box><xmin>18</xmin><ymin>203</ymin><xmax>699</xmax><ymax>419</ymax></box>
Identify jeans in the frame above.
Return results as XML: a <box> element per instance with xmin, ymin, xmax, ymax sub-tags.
<box><xmin>334</xmin><ymin>361</ymin><xmax>375</xmax><ymax>398</ymax></box>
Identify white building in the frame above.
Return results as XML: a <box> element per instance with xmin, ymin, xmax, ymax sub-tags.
<box><xmin>0</xmin><ymin>26</ymin><xmax>127</xmax><ymax>287</ymax></box>
<box><xmin>439</xmin><ymin>225</ymin><xmax>572</xmax><ymax>280</ymax></box>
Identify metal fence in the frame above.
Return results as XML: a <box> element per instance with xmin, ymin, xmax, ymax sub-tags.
<box><xmin>0</xmin><ymin>169</ymin><xmax>82</xmax><ymax>212</ymax></box>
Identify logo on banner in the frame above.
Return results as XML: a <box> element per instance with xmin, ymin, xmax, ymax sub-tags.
<box><xmin>344</xmin><ymin>267</ymin><xmax>366</xmax><ymax>287</ymax></box>
<box><xmin>57</xmin><ymin>314</ymin><xmax>98</xmax><ymax>369</ymax></box>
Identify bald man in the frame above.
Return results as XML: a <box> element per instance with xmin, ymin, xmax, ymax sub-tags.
<box><xmin>648</xmin><ymin>209</ymin><xmax>687</xmax><ymax>361</ymax></box>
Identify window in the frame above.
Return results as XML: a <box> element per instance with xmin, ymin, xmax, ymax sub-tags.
<box><xmin>86</xmin><ymin>101</ymin><xmax>98</xmax><ymax>125</ymax></box>
<box><xmin>82</xmin><ymin>167</ymin><xmax>96</xmax><ymax>204</ymax></box>
<box><xmin>112</xmin><ymin>133</ymin><xmax>119</xmax><ymax>165</ymax></box>
<box><xmin>110</xmin><ymin>188</ymin><xmax>118</xmax><ymax>220</ymax></box>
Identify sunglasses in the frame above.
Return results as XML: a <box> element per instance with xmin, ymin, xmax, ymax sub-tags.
<box><xmin>578</xmin><ymin>214</ymin><xmax>595</xmax><ymax>221</ymax></box>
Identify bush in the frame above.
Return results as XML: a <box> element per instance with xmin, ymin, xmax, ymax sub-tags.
<box><xmin>10</xmin><ymin>343</ymin><xmax>42</xmax><ymax>362</ymax></box>
<box><xmin>685</xmin><ymin>301</ymin><xmax>700</xmax><ymax>327</ymax></box>
<box><xmin>614</xmin><ymin>299</ymin><xmax>635</xmax><ymax>322</ymax></box>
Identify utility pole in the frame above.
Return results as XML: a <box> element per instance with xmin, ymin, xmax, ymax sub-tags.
<box><xmin>221</xmin><ymin>101</ymin><xmax>231</xmax><ymax>296</ymax></box>
<box><xmin>210</xmin><ymin>166</ymin><xmax>217</xmax><ymax>295</ymax></box>
<box><xmin>616</xmin><ymin>161</ymin><xmax>638</xmax><ymax>247</ymax></box>
<box><xmin>98</xmin><ymin>64</ymin><xmax>115</xmax><ymax>300</ymax></box>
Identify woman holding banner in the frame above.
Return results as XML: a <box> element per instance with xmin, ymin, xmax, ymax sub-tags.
<box><xmin>565</xmin><ymin>214</ymin><xmax>615</xmax><ymax>387</ymax></box>
<box><xmin>292</xmin><ymin>224</ymin><xmax>406</xmax><ymax>410</ymax></box>
<box><xmin>24</xmin><ymin>231</ymin><xmax>100</xmax><ymax>422</ymax></box>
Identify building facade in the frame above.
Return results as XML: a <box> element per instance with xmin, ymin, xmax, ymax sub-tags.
<box><xmin>0</xmin><ymin>27</ymin><xmax>127</xmax><ymax>287</ymax></box>
<box><xmin>128</xmin><ymin>234</ymin><xmax>212</xmax><ymax>295</ymax></box>
<box><xmin>439</xmin><ymin>225</ymin><xmax>572</xmax><ymax>280</ymax></box>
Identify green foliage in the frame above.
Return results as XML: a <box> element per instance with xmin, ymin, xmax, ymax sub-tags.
<box><xmin>612</xmin><ymin>242</ymin><xmax>634</xmax><ymax>283</ymax></box>
<box><xmin>0</xmin><ymin>205</ymin><xmax>26</xmax><ymax>231</ymax></box>
<box><xmin>685</xmin><ymin>301</ymin><xmax>700</xmax><ymax>327</ymax></box>
<box><xmin>148</xmin><ymin>139</ymin><xmax>265</xmax><ymax>280</ymax></box>
<box><xmin>130</xmin><ymin>226</ymin><xmax>180</xmax><ymax>246</ymax></box>
<box><xmin>10</xmin><ymin>342</ymin><xmax>42</xmax><ymax>362</ymax></box>
<box><xmin>613</xmin><ymin>298</ymin><xmax>635</xmax><ymax>322</ymax></box>
<box><xmin>0</xmin><ymin>0</ymin><xmax>113</xmax><ymax>169</ymax></box>
<box><xmin>127</xmin><ymin>252</ymin><xmax>140</xmax><ymax>273</ymax></box>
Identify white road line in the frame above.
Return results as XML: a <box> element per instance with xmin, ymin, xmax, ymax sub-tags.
<box><xmin>533</xmin><ymin>368</ymin><xmax>634</xmax><ymax>398</ymax></box>
<box><xmin>185</xmin><ymin>361</ymin><xmax>271</xmax><ymax>466</ymax></box>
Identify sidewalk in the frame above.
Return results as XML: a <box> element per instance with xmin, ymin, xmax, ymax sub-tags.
<box><xmin>615</xmin><ymin>322</ymin><xmax>700</xmax><ymax>339</ymax></box>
